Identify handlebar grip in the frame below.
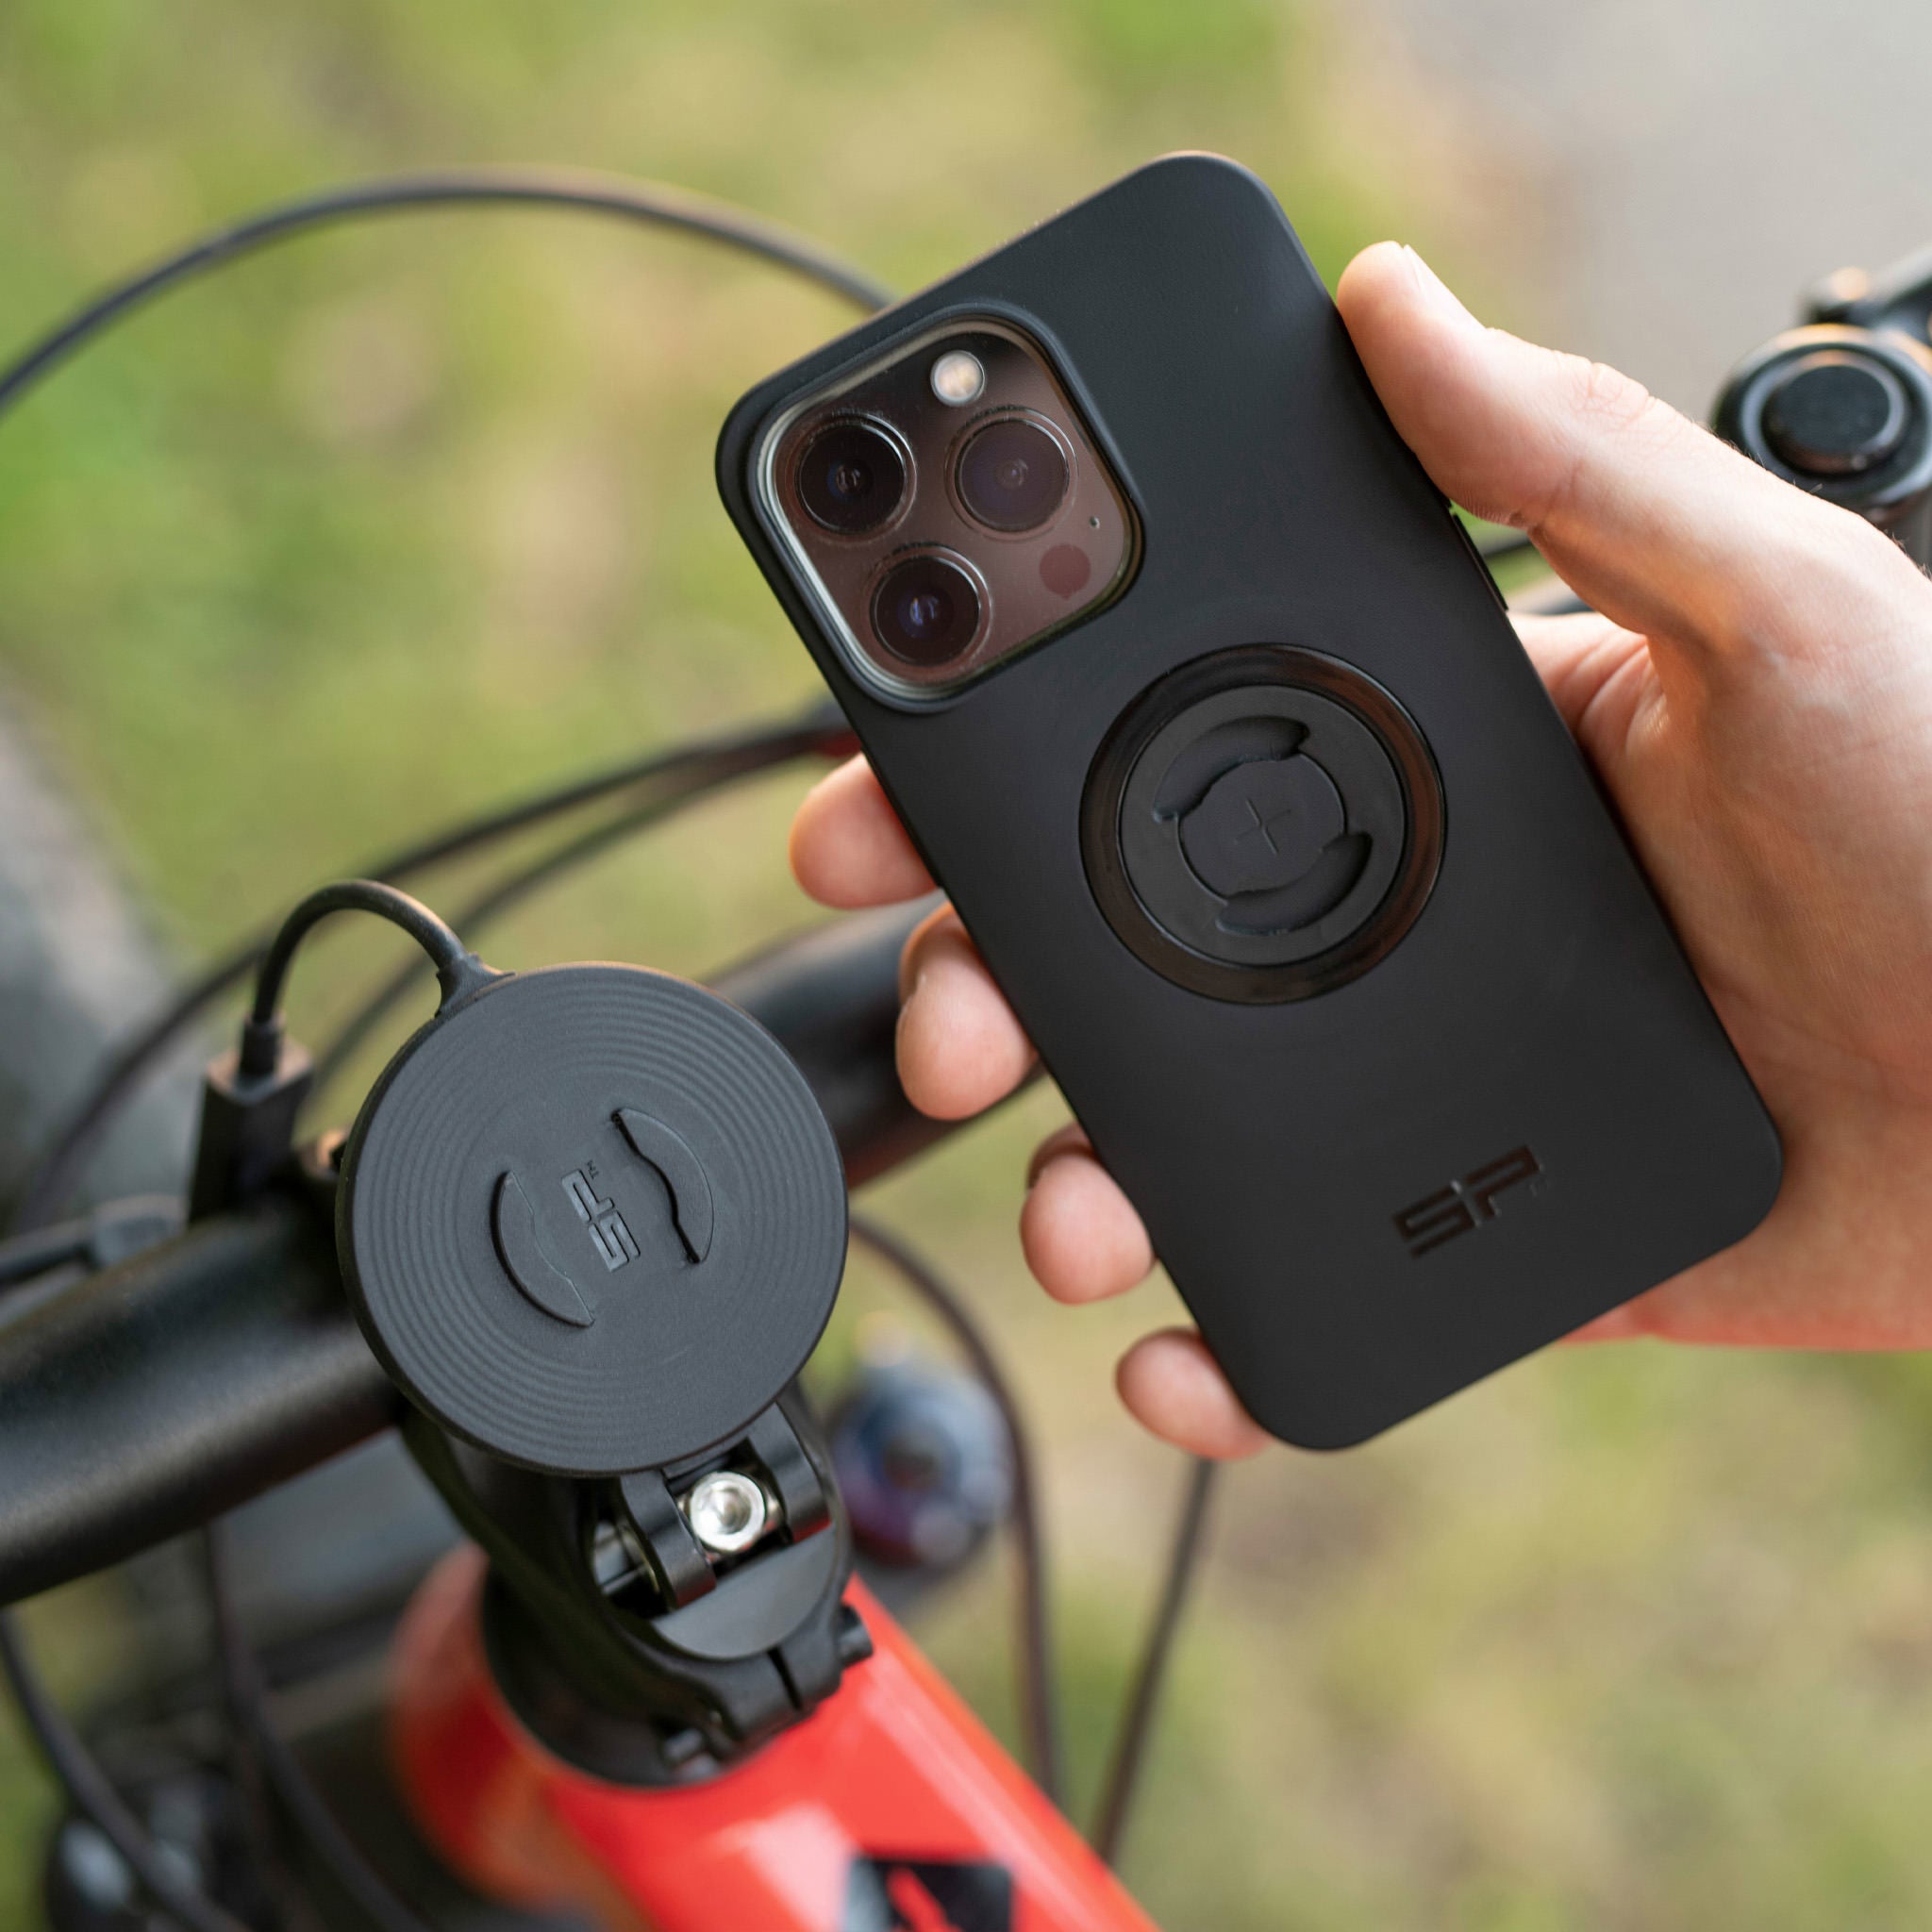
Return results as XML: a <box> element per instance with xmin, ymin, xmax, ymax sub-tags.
<box><xmin>0</xmin><ymin>1193</ymin><xmax>397</xmax><ymax>1606</ymax></box>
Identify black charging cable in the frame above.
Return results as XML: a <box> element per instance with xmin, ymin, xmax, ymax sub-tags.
<box><xmin>242</xmin><ymin>879</ymin><xmax>492</xmax><ymax>1075</ymax></box>
<box><xmin>189</xmin><ymin>880</ymin><xmax>498</xmax><ymax>1223</ymax></box>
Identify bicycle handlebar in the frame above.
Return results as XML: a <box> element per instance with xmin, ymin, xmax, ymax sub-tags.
<box><xmin>0</xmin><ymin>1194</ymin><xmax>387</xmax><ymax>1603</ymax></box>
<box><xmin>0</xmin><ymin>897</ymin><xmax>940</xmax><ymax>1607</ymax></box>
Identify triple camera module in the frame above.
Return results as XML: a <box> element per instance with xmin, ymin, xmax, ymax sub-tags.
<box><xmin>761</xmin><ymin>324</ymin><xmax>1137</xmax><ymax>692</ymax></box>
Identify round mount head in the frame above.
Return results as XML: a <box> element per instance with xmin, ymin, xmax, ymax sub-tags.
<box><xmin>337</xmin><ymin>964</ymin><xmax>847</xmax><ymax>1476</ymax></box>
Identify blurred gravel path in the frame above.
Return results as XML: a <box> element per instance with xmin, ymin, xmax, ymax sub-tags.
<box><xmin>1340</xmin><ymin>0</ymin><xmax>1932</xmax><ymax>413</ymax></box>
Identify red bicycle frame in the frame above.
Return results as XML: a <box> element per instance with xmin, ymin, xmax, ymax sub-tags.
<box><xmin>393</xmin><ymin>1549</ymin><xmax>1160</xmax><ymax>1932</ymax></box>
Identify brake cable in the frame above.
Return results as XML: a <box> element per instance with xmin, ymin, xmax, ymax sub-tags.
<box><xmin>200</xmin><ymin>1487</ymin><xmax>438</xmax><ymax>1932</ymax></box>
<box><xmin>1091</xmin><ymin>1456</ymin><xmax>1220</xmax><ymax>1865</ymax></box>
<box><xmin>0</xmin><ymin>1615</ymin><xmax>257</xmax><ymax>1932</ymax></box>
<box><xmin>0</xmin><ymin>166</ymin><xmax>889</xmax><ymax>1234</ymax></box>
<box><xmin>849</xmin><ymin>1216</ymin><xmax>1065</xmax><ymax>1804</ymax></box>
<box><xmin>0</xmin><ymin>167</ymin><xmax>889</xmax><ymax>424</ymax></box>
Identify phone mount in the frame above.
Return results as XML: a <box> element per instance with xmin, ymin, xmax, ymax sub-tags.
<box><xmin>334</xmin><ymin>960</ymin><xmax>864</xmax><ymax>1780</ymax></box>
<box><xmin>338</xmin><ymin>962</ymin><xmax>846</xmax><ymax>1475</ymax></box>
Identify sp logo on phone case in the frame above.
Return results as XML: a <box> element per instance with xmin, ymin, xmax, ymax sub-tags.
<box><xmin>1393</xmin><ymin>1145</ymin><xmax>1544</xmax><ymax>1257</ymax></box>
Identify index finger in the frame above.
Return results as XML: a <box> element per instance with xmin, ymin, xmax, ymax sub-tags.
<box><xmin>790</xmin><ymin>755</ymin><xmax>933</xmax><ymax>908</ymax></box>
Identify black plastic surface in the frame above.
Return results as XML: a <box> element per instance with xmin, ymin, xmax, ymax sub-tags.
<box><xmin>338</xmin><ymin>964</ymin><xmax>848</xmax><ymax>1476</ymax></box>
<box><xmin>1083</xmin><ymin>645</ymin><xmax>1443</xmax><ymax>1001</ymax></box>
<box><xmin>720</xmin><ymin>153</ymin><xmax>1784</xmax><ymax>1448</ymax></box>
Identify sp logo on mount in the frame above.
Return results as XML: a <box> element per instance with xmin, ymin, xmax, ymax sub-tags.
<box><xmin>1080</xmin><ymin>645</ymin><xmax>1445</xmax><ymax>1003</ymax></box>
<box><xmin>490</xmin><ymin>1107</ymin><xmax>716</xmax><ymax>1329</ymax></box>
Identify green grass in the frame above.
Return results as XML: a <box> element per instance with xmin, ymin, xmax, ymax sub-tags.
<box><xmin>5</xmin><ymin>4</ymin><xmax>1932</xmax><ymax>1928</ymax></box>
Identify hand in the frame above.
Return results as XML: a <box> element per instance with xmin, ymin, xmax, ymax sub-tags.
<box><xmin>791</xmin><ymin>242</ymin><xmax>1932</xmax><ymax>1457</ymax></box>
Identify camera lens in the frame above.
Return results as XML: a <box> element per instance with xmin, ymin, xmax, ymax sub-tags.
<box><xmin>797</xmin><ymin>419</ymin><xmax>906</xmax><ymax>534</ymax></box>
<box><xmin>957</xmin><ymin>415</ymin><xmax>1070</xmax><ymax>533</ymax></box>
<box><xmin>872</xmin><ymin>553</ymin><xmax>982</xmax><ymax>667</ymax></box>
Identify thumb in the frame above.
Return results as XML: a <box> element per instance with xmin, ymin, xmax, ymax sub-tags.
<box><xmin>1335</xmin><ymin>241</ymin><xmax>1884</xmax><ymax>658</ymax></box>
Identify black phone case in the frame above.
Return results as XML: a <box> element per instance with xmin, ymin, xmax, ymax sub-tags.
<box><xmin>717</xmin><ymin>154</ymin><xmax>1781</xmax><ymax>1448</ymax></box>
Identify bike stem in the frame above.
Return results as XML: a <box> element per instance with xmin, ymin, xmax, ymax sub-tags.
<box><xmin>391</xmin><ymin>1549</ymin><xmax>1157</xmax><ymax>1932</ymax></box>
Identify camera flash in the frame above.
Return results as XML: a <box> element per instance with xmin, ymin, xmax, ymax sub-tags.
<box><xmin>930</xmin><ymin>349</ymin><xmax>986</xmax><ymax>407</ymax></box>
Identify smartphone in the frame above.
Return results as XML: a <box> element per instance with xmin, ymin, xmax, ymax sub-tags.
<box><xmin>717</xmin><ymin>154</ymin><xmax>1781</xmax><ymax>1448</ymax></box>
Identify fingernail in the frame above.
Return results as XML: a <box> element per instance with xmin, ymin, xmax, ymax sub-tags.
<box><xmin>1401</xmin><ymin>244</ymin><xmax>1468</xmax><ymax>321</ymax></box>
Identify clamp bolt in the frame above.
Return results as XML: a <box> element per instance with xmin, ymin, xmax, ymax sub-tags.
<box><xmin>681</xmin><ymin>1470</ymin><xmax>774</xmax><ymax>1557</ymax></box>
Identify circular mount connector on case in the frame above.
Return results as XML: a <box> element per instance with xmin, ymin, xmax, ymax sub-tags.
<box><xmin>336</xmin><ymin>964</ymin><xmax>847</xmax><ymax>1477</ymax></box>
<box><xmin>1081</xmin><ymin>646</ymin><xmax>1444</xmax><ymax>1003</ymax></box>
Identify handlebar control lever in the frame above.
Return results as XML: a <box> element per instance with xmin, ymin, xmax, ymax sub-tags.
<box><xmin>1714</xmin><ymin>244</ymin><xmax>1932</xmax><ymax>569</ymax></box>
